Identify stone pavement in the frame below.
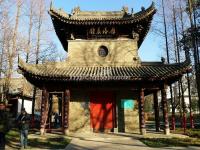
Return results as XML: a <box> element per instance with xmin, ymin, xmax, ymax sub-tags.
<box><xmin>65</xmin><ymin>132</ymin><xmax>200</xmax><ymax>150</ymax></box>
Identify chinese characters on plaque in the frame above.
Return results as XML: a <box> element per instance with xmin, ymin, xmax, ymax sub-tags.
<box><xmin>88</xmin><ymin>27</ymin><xmax>116</xmax><ymax>36</ymax></box>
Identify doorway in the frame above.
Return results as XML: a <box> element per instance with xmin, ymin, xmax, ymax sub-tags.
<box><xmin>90</xmin><ymin>92</ymin><xmax>116</xmax><ymax>132</ymax></box>
<box><xmin>47</xmin><ymin>92</ymin><xmax>63</xmax><ymax>130</ymax></box>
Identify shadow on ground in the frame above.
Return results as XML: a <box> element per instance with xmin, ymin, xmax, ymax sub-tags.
<box><xmin>6</xmin><ymin>129</ymin><xmax>71</xmax><ymax>150</ymax></box>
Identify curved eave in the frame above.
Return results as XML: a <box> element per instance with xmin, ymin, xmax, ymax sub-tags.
<box><xmin>49</xmin><ymin>3</ymin><xmax>156</xmax><ymax>50</ymax></box>
<box><xmin>49</xmin><ymin>2</ymin><xmax>156</xmax><ymax>25</ymax></box>
<box><xmin>18</xmin><ymin>58</ymin><xmax>191</xmax><ymax>83</ymax></box>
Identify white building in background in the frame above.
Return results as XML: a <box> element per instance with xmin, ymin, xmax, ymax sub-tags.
<box><xmin>17</xmin><ymin>98</ymin><xmax>33</xmax><ymax>114</ymax></box>
<box><xmin>165</xmin><ymin>74</ymin><xmax>199</xmax><ymax>114</ymax></box>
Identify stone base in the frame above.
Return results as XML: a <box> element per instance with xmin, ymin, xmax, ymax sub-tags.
<box><xmin>114</xmin><ymin>128</ymin><xmax>118</xmax><ymax>133</ymax></box>
<box><xmin>164</xmin><ymin>128</ymin><xmax>170</xmax><ymax>135</ymax></box>
<box><xmin>140</xmin><ymin>128</ymin><xmax>146</xmax><ymax>135</ymax></box>
<box><xmin>156</xmin><ymin>127</ymin><xmax>160</xmax><ymax>132</ymax></box>
<box><xmin>40</xmin><ymin>128</ymin><xmax>45</xmax><ymax>135</ymax></box>
<box><xmin>64</xmin><ymin>129</ymin><xmax>69</xmax><ymax>135</ymax></box>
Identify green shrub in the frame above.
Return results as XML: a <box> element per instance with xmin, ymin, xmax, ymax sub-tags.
<box><xmin>186</xmin><ymin>129</ymin><xmax>200</xmax><ymax>138</ymax></box>
<box><xmin>140</xmin><ymin>137</ymin><xmax>200</xmax><ymax>147</ymax></box>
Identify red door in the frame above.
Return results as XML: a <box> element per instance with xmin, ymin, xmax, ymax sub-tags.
<box><xmin>90</xmin><ymin>92</ymin><xmax>115</xmax><ymax>131</ymax></box>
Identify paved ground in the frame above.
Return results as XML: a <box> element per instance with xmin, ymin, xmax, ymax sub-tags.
<box><xmin>65</xmin><ymin>132</ymin><xmax>200</xmax><ymax>150</ymax></box>
<box><xmin>5</xmin><ymin>130</ymin><xmax>200</xmax><ymax>150</ymax></box>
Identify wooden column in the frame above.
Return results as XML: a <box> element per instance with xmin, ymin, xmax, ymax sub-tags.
<box><xmin>161</xmin><ymin>84</ymin><xmax>170</xmax><ymax>135</ymax></box>
<box><xmin>153</xmin><ymin>91</ymin><xmax>160</xmax><ymax>132</ymax></box>
<box><xmin>40</xmin><ymin>88</ymin><xmax>48</xmax><ymax>135</ymax></box>
<box><xmin>138</xmin><ymin>88</ymin><xmax>146</xmax><ymax>135</ymax></box>
<box><xmin>63</xmin><ymin>89</ymin><xmax>70</xmax><ymax>135</ymax></box>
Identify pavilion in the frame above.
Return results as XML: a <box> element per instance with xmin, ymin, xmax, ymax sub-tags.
<box><xmin>18</xmin><ymin>2</ymin><xmax>191</xmax><ymax>135</ymax></box>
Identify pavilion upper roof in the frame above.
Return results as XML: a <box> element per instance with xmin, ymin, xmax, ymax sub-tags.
<box><xmin>49</xmin><ymin>2</ymin><xmax>156</xmax><ymax>25</ymax></box>
<box><xmin>48</xmin><ymin>2</ymin><xmax>156</xmax><ymax>51</ymax></box>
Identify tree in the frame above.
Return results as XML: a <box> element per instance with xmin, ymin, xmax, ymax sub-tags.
<box><xmin>4</xmin><ymin>0</ymin><xmax>22</xmax><ymax>99</ymax></box>
<box><xmin>191</xmin><ymin>98</ymin><xmax>199</xmax><ymax>112</ymax></box>
<box><xmin>152</xmin><ymin>0</ymin><xmax>199</xmax><ymax>130</ymax></box>
<box><xmin>187</xmin><ymin>0</ymin><xmax>200</xmax><ymax>115</ymax></box>
<box><xmin>144</xmin><ymin>95</ymin><xmax>153</xmax><ymax>113</ymax></box>
<box><xmin>0</xmin><ymin>0</ymin><xmax>61</xmax><ymax>114</ymax></box>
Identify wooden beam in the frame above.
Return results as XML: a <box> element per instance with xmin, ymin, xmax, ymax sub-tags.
<box><xmin>138</xmin><ymin>88</ymin><xmax>146</xmax><ymax>135</ymax></box>
<box><xmin>24</xmin><ymin>78</ymin><xmax>164</xmax><ymax>91</ymax></box>
<box><xmin>63</xmin><ymin>89</ymin><xmax>70</xmax><ymax>135</ymax></box>
<box><xmin>40</xmin><ymin>87</ymin><xmax>48</xmax><ymax>135</ymax></box>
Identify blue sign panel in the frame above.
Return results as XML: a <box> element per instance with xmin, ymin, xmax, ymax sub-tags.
<box><xmin>121</xmin><ymin>99</ymin><xmax>134</xmax><ymax>109</ymax></box>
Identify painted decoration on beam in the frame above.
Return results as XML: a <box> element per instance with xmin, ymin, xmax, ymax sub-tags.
<box><xmin>121</xmin><ymin>99</ymin><xmax>134</xmax><ymax>109</ymax></box>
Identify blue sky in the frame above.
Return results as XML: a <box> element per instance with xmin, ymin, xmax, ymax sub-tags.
<box><xmin>53</xmin><ymin>0</ymin><xmax>162</xmax><ymax>61</ymax></box>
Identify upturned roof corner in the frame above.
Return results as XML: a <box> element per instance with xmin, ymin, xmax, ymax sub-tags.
<box><xmin>49</xmin><ymin>2</ymin><xmax>156</xmax><ymax>21</ymax></box>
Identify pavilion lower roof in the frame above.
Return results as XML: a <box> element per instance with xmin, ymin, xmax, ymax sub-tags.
<box><xmin>18</xmin><ymin>59</ymin><xmax>191</xmax><ymax>82</ymax></box>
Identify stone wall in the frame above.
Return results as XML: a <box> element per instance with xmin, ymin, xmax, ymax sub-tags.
<box><xmin>68</xmin><ymin>90</ymin><xmax>139</xmax><ymax>133</ymax></box>
<box><xmin>124</xmin><ymin>109</ymin><xmax>139</xmax><ymax>133</ymax></box>
<box><xmin>69</xmin><ymin>90</ymin><xmax>91</xmax><ymax>132</ymax></box>
<box><xmin>117</xmin><ymin>91</ymin><xmax>139</xmax><ymax>133</ymax></box>
<box><xmin>67</xmin><ymin>39</ymin><xmax>140</xmax><ymax>66</ymax></box>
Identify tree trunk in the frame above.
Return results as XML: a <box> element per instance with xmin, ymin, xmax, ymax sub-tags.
<box><xmin>32</xmin><ymin>0</ymin><xmax>44</xmax><ymax>126</ymax></box>
<box><xmin>179</xmin><ymin>2</ymin><xmax>194</xmax><ymax>129</ymax></box>
<box><xmin>162</xmin><ymin>0</ymin><xmax>175</xmax><ymax>130</ymax></box>
<box><xmin>161</xmin><ymin>84</ymin><xmax>170</xmax><ymax>135</ymax></box>
<box><xmin>26</xmin><ymin>0</ymin><xmax>33</xmax><ymax>63</ymax></box>
<box><xmin>6</xmin><ymin>0</ymin><xmax>21</xmax><ymax>98</ymax></box>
